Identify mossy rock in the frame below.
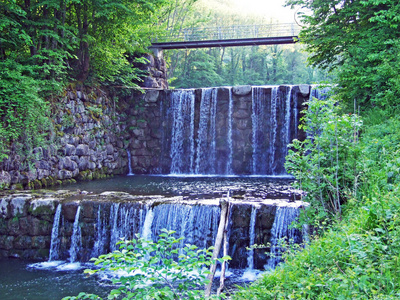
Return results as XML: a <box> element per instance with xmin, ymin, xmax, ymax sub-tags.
<box><xmin>40</xmin><ymin>178</ymin><xmax>48</xmax><ymax>188</ymax></box>
<box><xmin>32</xmin><ymin>180</ymin><xmax>42</xmax><ymax>190</ymax></box>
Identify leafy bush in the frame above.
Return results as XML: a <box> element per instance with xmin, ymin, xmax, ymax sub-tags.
<box><xmin>233</xmin><ymin>106</ymin><xmax>400</xmax><ymax>300</ymax></box>
<box><xmin>285</xmin><ymin>96</ymin><xmax>362</xmax><ymax>225</ymax></box>
<box><xmin>63</xmin><ymin>229</ymin><xmax>228</xmax><ymax>300</ymax></box>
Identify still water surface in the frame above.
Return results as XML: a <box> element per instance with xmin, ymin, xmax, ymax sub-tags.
<box><xmin>53</xmin><ymin>174</ymin><xmax>294</xmax><ymax>199</ymax></box>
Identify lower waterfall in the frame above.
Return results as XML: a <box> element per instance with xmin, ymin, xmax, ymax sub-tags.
<box><xmin>47</xmin><ymin>200</ymin><xmax>304</xmax><ymax>269</ymax></box>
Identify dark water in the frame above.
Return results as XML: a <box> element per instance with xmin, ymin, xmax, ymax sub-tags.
<box><xmin>0</xmin><ymin>259</ymin><xmax>110</xmax><ymax>300</ymax></box>
<box><xmin>54</xmin><ymin>174</ymin><xmax>295</xmax><ymax>199</ymax></box>
<box><xmin>0</xmin><ymin>259</ymin><xmax>263</xmax><ymax>300</ymax></box>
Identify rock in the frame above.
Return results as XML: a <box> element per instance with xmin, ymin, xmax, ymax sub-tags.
<box><xmin>232</xmin><ymin>85</ymin><xmax>252</xmax><ymax>96</ymax></box>
<box><xmin>0</xmin><ymin>171</ymin><xmax>11</xmax><ymax>189</ymax></box>
<box><xmin>58</xmin><ymin>170</ymin><xmax>72</xmax><ymax>180</ymax></box>
<box><xmin>106</xmin><ymin>144</ymin><xmax>114</xmax><ymax>155</ymax></box>
<box><xmin>299</xmin><ymin>84</ymin><xmax>310</xmax><ymax>97</ymax></box>
<box><xmin>233</xmin><ymin>109</ymin><xmax>250</xmax><ymax>119</ymax></box>
<box><xmin>76</xmin><ymin>144</ymin><xmax>89</xmax><ymax>156</ymax></box>
<box><xmin>144</xmin><ymin>90</ymin><xmax>160</xmax><ymax>103</ymax></box>
<box><xmin>143</xmin><ymin>77</ymin><xmax>159</xmax><ymax>88</ymax></box>
<box><xmin>78</xmin><ymin>157</ymin><xmax>89</xmax><ymax>171</ymax></box>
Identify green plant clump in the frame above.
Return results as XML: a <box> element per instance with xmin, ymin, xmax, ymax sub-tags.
<box><xmin>64</xmin><ymin>229</ymin><xmax>229</xmax><ymax>300</ymax></box>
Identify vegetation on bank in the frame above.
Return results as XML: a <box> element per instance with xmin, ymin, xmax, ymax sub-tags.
<box><xmin>0</xmin><ymin>0</ymin><xmax>172</xmax><ymax>161</ymax></box>
<box><xmin>234</xmin><ymin>0</ymin><xmax>400</xmax><ymax>298</ymax></box>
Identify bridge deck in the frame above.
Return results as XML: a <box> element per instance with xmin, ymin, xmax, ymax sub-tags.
<box><xmin>151</xmin><ymin>36</ymin><xmax>298</xmax><ymax>50</ymax></box>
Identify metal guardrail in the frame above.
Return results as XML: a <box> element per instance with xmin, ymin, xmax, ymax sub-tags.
<box><xmin>153</xmin><ymin>23</ymin><xmax>300</xmax><ymax>43</ymax></box>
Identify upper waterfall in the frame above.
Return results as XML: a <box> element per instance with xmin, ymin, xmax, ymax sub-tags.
<box><xmin>160</xmin><ymin>85</ymin><xmax>305</xmax><ymax>176</ymax></box>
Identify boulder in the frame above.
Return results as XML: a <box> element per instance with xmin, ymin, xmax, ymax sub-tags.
<box><xmin>76</xmin><ymin>144</ymin><xmax>89</xmax><ymax>156</ymax></box>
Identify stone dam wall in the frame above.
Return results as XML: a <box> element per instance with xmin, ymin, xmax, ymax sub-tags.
<box><xmin>0</xmin><ymin>190</ymin><xmax>304</xmax><ymax>269</ymax></box>
<box><xmin>0</xmin><ymin>84</ymin><xmax>313</xmax><ymax>189</ymax></box>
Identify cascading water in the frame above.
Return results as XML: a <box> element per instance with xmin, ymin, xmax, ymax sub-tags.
<box><xmin>165</xmin><ymin>85</ymin><xmax>303</xmax><ymax>176</ymax></box>
<box><xmin>92</xmin><ymin>206</ymin><xmax>107</xmax><ymax>258</ymax></box>
<box><xmin>246</xmin><ymin>206</ymin><xmax>257</xmax><ymax>271</ymax></box>
<box><xmin>126</xmin><ymin>150</ymin><xmax>134</xmax><ymax>176</ymax></box>
<box><xmin>109</xmin><ymin>203</ymin><xmax>120</xmax><ymax>251</ymax></box>
<box><xmin>142</xmin><ymin>205</ymin><xmax>154</xmax><ymax>241</ymax></box>
<box><xmin>170</xmin><ymin>89</ymin><xmax>196</xmax><ymax>174</ymax></box>
<box><xmin>251</xmin><ymin>86</ymin><xmax>281</xmax><ymax>174</ymax></box>
<box><xmin>195</xmin><ymin>88</ymin><xmax>216</xmax><ymax>174</ymax></box>
<box><xmin>226</xmin><ymin>88</ymin><xmax>233</xmax><ymax>175</ymax></box>
<box><xmin>267</xmin><ymin>206</ymin><xmax>302</xmax><ymax>269</ymax></box>
<box><xmin>269</xmin><ymin>86</ymin><xmax>278</xmax><ymax>174</ymax></box>
<box><xmin>68</xmin><ymin>206</ymin><xmax>82</xmax><ymax>262</ymax></box>
<box><xmin>49</xmin><ymin>204</ymin><xmax>62</xmax><ymax>261</ymax></box>
<box><xmin>43</xmin><ymin>199</ymin><xmax>306</xmax><ymax>271</ymax></box>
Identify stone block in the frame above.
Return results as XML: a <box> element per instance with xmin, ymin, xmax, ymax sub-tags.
<box><xmin>144</xmin><ymin>90</ymin><xmax>160</xmax><ymax>103</ymax></box>
<box><xmin>299</xmin><ymin>84</ymin><xmax>310</xmax><ymax>97</ymax></box>
<box><xmin>232</xmin><ymin>85</ymin><xmax>252</xmax><ymax>96</ymax></box>
<box><xmin>0</xmin><ymin>235</ymin><xmax>14</xmax><ymax>250</ymax></box>
<box><xmin>14</xmin><ymin>236</ymin><xmax>32</xmax><ymax>250</ymax></box>
<box><xmin>106</xmin><ymin>144</ymin><xmax>114</xmax><ymax>155</ymax></box>
<box><xmin>64</xmin><ymin>144</ymin><xmax>76</xmax><ymax>156</ymax></box>
<box><xmin>76</xmin><ymin>144</ymin><xmax>89</xmax><ymax>156</ymax></box>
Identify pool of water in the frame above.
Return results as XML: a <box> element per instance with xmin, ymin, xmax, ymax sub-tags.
<box><xmin>0</xmin><ymin>259</ymin><xmax>111</xmax><ymax>300</ymax></box>
<box><xmin>0</xmin><ymin>258</ymin><xmax>266</xmax><ymax>300</ymax></box>
<box><xmin>54</xmin><ymin>175</ymin><xmax>296</xmax><ymax>200</ymax></box>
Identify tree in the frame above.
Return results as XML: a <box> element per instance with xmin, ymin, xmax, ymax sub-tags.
<box><xmin>286</xmin><ymin>0</ymin><xmax>400</xmax><ymax>107</ymax></box>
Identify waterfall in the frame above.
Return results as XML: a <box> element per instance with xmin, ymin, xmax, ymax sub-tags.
<box><xmin>109</xmin><ymin>203</ymin><xmax>120</xmax><ymax>251</ymax></box>
<box><xmin>150</xmin><ymin>204</ymin><xmax>220</xmax><ymax>249</ymax></box>
<box><xmin>195</xmin><ymin>88</ymin><xmax>221</xmax><ymax>174</ymax></box>
<box><xmin>49</xmin><ymin>204</ymin><xmax>62</xmax><ymax>261</ymax></box>
<box><xmin>68</xmin><ymin>206</ymin><xmax>82</xmax><ymax>262</ymax></box>
<box><xmin>195</xmin><ymin>88</ymin><xmax>214</xmax><ymax>174</ymax></box>
<box><xmin>170</xmin><ymin>89</ymin><xmax>196</xmax><ymax>174</ymax></box>
<box><xmin>252</xmin><ymin>86</ymin><xmax>279</xmax><ymax>174</ymax></box>
<box><xmin>92</xmin><ymin>206</ymin><xmax>107</xmax><ymax>257</ymax></box>
<box><xmin>142</xmin><ymin>206</ymin><xmax>154</xmax><ymax>241</ymax></box>
<box><xmin>226</xmin><ymin>88</ymin><xmax>233</xmax><ymax>175</ymax></box>
<box><xmin>267</xmin><ymin>206</ymin><xmax>302</xmax><ymax>269</ymax></box>
<box><xmin>246</xmin><ymin>206</ymin><xmax>257</xmax><ymax>270</ymax></box>
<box><xmin>284</xmin><ymin>86</ymin><xmax>293</xmax><ymax>156</ymax></box>
<box><xmin>165</xmin><ymin>85</ymin><xmax>303</xmax><ymax>175</ymax></box>
<box><xmin>127</xmin><ymin>150</ymin><xmax>134</xmax><ymax>176</ymax></box>
<box><xmin>46</xmin><ymin>200</ymin><xmax>305</xmax><ymax>270</ymax></box>
<box><xmin>269</xmin><ymin>86</ymin><xmax>278</xmax><ymax>174</ymax></box>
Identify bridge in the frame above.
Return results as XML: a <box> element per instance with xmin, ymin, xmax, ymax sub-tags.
<box><xmin>150</xmin><ymin>23</ymin><xmax>300</xmax><ymax>56</ymax></box>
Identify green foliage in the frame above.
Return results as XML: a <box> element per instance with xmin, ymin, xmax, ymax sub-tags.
<box><xmin>0</xmin><ymin>0</ymin><xmax>175</xmax><ymax>163</ymax></box>
<box><xmin>164</xmin><ymin>6</ymin><xmax>332</xmax><ymax>89</ymax></box>
<box><xmin>63</xmin><ymin>229</ymin><xmax>229</xmax><ymax>300</ymax></box>
<box><xmin>0</xmin><ymin>60</ymin><xmax>51</xmax><ymax>160</ymax></box>
<box><xmin>286</xmin><ymin>0</ymin><xmax>400</xmax><ymax>107</ymax></box>
<box><xmin>234</xmin><ymin>106</ymin><xmax>400</xmax><ymax>300</ymax></box>
<box><xmin>285</xmin><ymin>95</ymin><xmax>362</xmax><ymax>225</ymax></box>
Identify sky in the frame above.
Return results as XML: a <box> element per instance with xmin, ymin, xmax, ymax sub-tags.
<box><xmin>229</xmin><ymin>0</ymin><xmax>296</xmax><ymax>23</ymax></box>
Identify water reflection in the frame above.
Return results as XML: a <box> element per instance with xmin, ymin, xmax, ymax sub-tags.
<box><xmin>55</xmin><ymin>175</ymin><xmax>296</xmax><ymax>200</ymax></box>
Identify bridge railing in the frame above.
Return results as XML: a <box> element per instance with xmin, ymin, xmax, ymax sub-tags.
<box><xmin>152</xmin><ymin>23</ymin><xmax>300</xmax><ymax>43</ymax></box>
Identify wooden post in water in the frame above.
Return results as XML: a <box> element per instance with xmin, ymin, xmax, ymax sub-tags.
<box><xmin>205</xmin><ymin>198</ymin><xmax>230</xmax><ymax>297</ymax></box>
